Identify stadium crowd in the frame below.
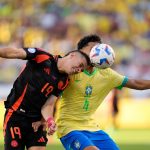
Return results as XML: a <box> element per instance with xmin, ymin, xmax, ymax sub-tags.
<box><xmin>0</xmin><ymin>0</ymin><xmax>150</xmax><ymax>98</ymax></box>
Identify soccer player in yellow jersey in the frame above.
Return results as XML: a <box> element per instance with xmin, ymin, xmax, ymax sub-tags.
<box><xmin>54</xmin><ymin>35</ymin><xmax>150</xmax><ymax>150</ymax></box>
<box><xmin>33</xmin><ymin>35</ymin><xmax>150</xmax><ymax>150</ymax></box>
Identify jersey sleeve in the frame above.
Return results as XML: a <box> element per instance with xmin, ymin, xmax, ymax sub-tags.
<box><xmin>108</xmin><ymin>68</ymin><xmax>128</xmax><ymax>90</ymax></box>
<box><xmin>23</xmin><ymin>48</ymin><xmax>51</xmax><ymax>63</ymax></box>
<box><xmin>52</xmin><ymin>78</ymin><xmax>69</xmax><ymax>97</ymax></box>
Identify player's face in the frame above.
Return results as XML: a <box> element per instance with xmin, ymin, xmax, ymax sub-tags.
<box><xmin>66</xmin><ymin>52</ymin><xmax>88</xmax><ymax>75</ymax></box>
<box><xmin>81</xmin><ymin>42</ymin><xmax>99</xmax><ymax>56</ymax></box>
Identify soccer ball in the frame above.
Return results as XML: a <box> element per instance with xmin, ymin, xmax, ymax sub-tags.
<box><xmin>89</xmin><ymin>43</ymin><xmax>115</xmax><ymax>69</ymax></box>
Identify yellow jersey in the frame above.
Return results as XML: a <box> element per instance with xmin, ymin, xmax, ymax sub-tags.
<box><xmin>56</xmin><ymin>68</ymin><xmax>127</xmax><ymax>138</ymax></box>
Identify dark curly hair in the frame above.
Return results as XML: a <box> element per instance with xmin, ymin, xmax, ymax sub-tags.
<box><xmin>77</xmin><ymin>34</ymin><xmax>102</xmax><ymax>50</ymax></box>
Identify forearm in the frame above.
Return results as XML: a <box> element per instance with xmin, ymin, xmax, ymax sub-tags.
<box><xmin>41</xmin><ymin>95</ymin><xmax>57</xmax><ymax>135</ymax></box>
<box><xmin>137</xmin><ymin>80</ymin><xmax>150</xmax><ymax>90</ymax></box>
<box><xmin>41</xmin><ymin>95</ymin><xmax>57</xmax><ymax>121</ymax></box>
<box><xmin>125</xmin><ymin>79</ymin><xmax>150</xmax><ymax>90</ymax></box>
<box><xmin>0</xmin><ymin>47</ymin><xmax>26</xmax><ymax>59</ymax></box>
<box><xmin>41</xmin><ymin>104</ymin><xmax>54</xmax><ymax>121</ymax></box>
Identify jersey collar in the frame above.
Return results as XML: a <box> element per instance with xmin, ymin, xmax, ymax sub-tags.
<box><xmin>83</xmin><ymin>68</ymin><xmax>98</xmax><ymax>76</ymax></box>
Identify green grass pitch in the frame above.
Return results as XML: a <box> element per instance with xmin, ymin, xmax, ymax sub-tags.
<box><xmin>0</xmin><ymin>129</ymin><xmax>150</xmax><ymax>150</ymax></box>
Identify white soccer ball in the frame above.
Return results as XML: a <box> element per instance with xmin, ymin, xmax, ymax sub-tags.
<box><xmin>89</xmin><ymin>43</ymin><xmax>115</xmax><ymax>69</ymax></box>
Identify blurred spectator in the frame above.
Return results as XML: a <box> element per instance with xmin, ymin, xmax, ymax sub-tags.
<box><xmin>0</xmin><ymin>0</ymin><xmax>150</xmax><ymax>98</ymax></box>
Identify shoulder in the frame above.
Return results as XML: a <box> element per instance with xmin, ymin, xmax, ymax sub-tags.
<box><xmin>97</xmin><ymin>68</ymin><xmax>112</xmax><ymax>76</ymax></box>
<box><xmin>24</xmin><ymin>47</ymin><xmax>52</xmax><ymax>58</ymax></box>
<box><xmin>35</xmin><ymin>48</ymin><xmax>54</xmax><ymax>57</ymax></box>
<box><xmin>97</xmin><ymin>67</ymin><xmax>123</xmax><ymax>79</ymax></box>
<box><xmin>25</xmin><ymin>48</ymin><xmax>56</xmax><ymax>63</ymax></box>
<box><xmin>69</xmin><ymin>72</ymin><xmax>84</xmax><ymax>82</ymax></box>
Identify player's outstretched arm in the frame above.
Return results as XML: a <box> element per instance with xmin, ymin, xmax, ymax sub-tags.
<box><xmin>124</xmin><ymin>79</ymin><xmax>150</xmax><ymax>90</ymax></box>
<box><xmin>0</xmin><ymin>47</ymin><xmax>27</xmax><ymax>59</ymax></box>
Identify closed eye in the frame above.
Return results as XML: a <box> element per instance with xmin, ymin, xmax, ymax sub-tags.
<box><xmin>79</xmin><ymin>63</ymin><xmax>84</xmax><ymax>68</ymax></box>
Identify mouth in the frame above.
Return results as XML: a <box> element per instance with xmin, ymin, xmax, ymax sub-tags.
<box><xmin>70</xmin><ymin>68</ymin><xmax>78</xmax><ymax>74</ymax></box>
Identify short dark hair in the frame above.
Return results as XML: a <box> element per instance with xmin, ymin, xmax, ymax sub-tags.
<box><xmin>65</xmin><ymin>50</ymin><xmax>91</xmax><ymax>66</ymax></box>
<box><xmin>77</xmin><ymin>34</ymin><xmax>102</xmax><ymax>50</ymax></box>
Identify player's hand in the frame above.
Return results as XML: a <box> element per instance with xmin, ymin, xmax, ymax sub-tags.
<box><xmin>46</xmin><ymin>117</ymin><xmax>57</xmax><ymax>135</ymax></box>
<box><xmin>32</xmin><ymin>120</ymin><xmax>46</xmax><ymax>132</ymax></box>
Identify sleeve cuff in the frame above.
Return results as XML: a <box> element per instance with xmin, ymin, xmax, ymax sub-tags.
<box><xmin>117</xmin><ymin>76</ymin><xmax>128</xmax><ymax>90</ymax></box>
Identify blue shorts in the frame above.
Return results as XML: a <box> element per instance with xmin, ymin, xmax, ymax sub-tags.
<box><xmin>60</xmin><ymin>130</ymin><xmax>120</xmax><ymax>150</ymax></box>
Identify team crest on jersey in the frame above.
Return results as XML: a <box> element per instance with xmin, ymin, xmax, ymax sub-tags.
<box><xmin>85</xmin><ymin>85</ymin><xmax>93</xmax><ymax>96</ymax></box>
<box><xmin>28</xmin><ymin>48</ymin><xmax>36</xmax><ymax>53</ymax></box>
<box><xmin>11</xmin><ymin>140</ymin><xmax>18</xmax><ymax>148</ymax></box>
<box><xmin>74</xmin><ymin>140</ymin><xmax>81</xmax><ymax>149</ymax></box>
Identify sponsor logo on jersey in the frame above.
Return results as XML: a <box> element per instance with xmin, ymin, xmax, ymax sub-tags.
<box><xmin>38</xmin><ymin>136</ymin><xmax>45</xmax><ymax>143</ymax></box>
<box><xmin>19</xmin><ymin>108</ymin><xmax>26</xmax><ymax>113</ymax></box>
<box><xmin>74</xmin><ymin>140</ymin><xmax>81</xmax><ymax>149</ymax></box>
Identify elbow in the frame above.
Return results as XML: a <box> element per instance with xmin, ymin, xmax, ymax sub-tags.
<box><xmin>41</xmin><ymin>108</ymin><xmax>44</xmax><ymax>114</ymax></box>
<box><xmin>41</xmin><ymin>108</ymin><xmax>44</xmax><ymax>117</ymax></box>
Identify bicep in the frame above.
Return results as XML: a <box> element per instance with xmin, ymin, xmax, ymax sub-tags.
<box><xmin>15</xmin><ymin>48</ymin><xmax>27</xmax><ymax>59</ymax></box>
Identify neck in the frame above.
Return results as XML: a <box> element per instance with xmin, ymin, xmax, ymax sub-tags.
<box><xmin>57</xmin><ymin>58</ymin><xmax>65</xmax><ymax>73</ymax></box>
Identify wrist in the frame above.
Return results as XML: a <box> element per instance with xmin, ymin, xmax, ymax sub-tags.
<box><xmin>46</xmin><ymin>117</ymin><xmax>55</xmax><ymax>128</ymax></box>
<box><xmin>46</xmin><ymin>117</ymin><xmax>54</xmax><ymax>122</ymax></box>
